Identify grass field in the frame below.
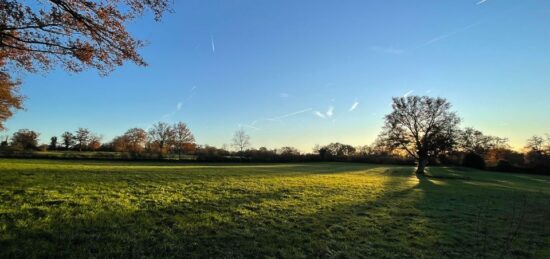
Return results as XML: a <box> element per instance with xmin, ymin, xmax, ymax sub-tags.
<box><xmin>0</xmin><ymin>159</ymin><xmax>549</xmax><ymax>258</ymax></box>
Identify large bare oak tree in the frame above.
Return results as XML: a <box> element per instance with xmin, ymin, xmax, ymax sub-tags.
<box><xmin>381</xmin><ymin>96</ymin><xmax>460</xmax><ymax>175</ymax></box>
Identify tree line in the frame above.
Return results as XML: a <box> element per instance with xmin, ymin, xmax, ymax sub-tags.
<box><xmin>1</xmin><ymin>122</ymin><xmax>195</xmax><ymax>159</ymax></box>
<box><xmin>1</xmin><ymin>96</ymin><xmax>549</xmax><ymax>175</ymax></box>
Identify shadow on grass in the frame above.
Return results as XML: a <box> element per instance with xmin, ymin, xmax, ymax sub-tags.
<box><xmin>1</xmin><ymin>166</ymin><xmax>549</xmax><ymax>258</ymax></box>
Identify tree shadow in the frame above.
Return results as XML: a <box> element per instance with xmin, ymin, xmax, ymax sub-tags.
<box><xmin>1</xmin><ymin>165</ymin><xmax>549</xmax><ymax>258</ymax></box>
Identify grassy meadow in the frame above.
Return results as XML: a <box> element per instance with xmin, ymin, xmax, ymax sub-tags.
<box><xmin>0</xmin><ymin>159</ymin><xmax>549</xmax><ymax>258</ymax></box>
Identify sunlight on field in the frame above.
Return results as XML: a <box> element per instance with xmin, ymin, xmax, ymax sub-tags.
<box><xmin>0</xmin><ymin>159</ymin><xmax>549</xmax><ymax>258</ymax></box>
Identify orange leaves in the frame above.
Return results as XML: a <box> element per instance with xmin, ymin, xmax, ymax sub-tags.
<box><xmin>0</xmin><ymin>72</ymin><xmax>24</xmax><ymax>130</ymax></box>
<box><xmin>0</xmin><ymin>0</ymin><xmax>170</xmax><ymax>74</ymax></box>
<box><xmin>0</xmin><ymin>0</ymin><xmax>170</xmax><ymax>126</ymax></box>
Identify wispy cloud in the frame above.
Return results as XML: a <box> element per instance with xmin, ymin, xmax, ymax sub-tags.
<box><xmin>476</xmin><ymin>0</ymin><xmax>488</xmax><ymax>5</ymax></box>
<box><xmin>314</xmin><ymin>106</ymin><xmax>335</xmax><ymax>119</ymax></box>
<box><xmin>420</xmin><ymin>22</ymin><xmax>481</xmax><ymax>47</ymax></box>
<box><xmin>239</xmin><ymin>123</ymin><xmax>260</xmax><ymax>131</ymax></box>
<box><xmin>326</xmin><ymin>106</ymin><xmax>334</xmax><ymax>118</ymax></box>
<box><xmin>160</xmin><ymin>86</ymin><xmax>197</xmax><ymax>120</ymax></box>
<box><xmin>314</xmin><ymin>111</ymin><xmax>326</xmax><ymax>118</ymax></box>
<box><xmin>349</xmin><ymin>101</ymin><xmax>359</xmax><ymax>112</ymax></box>
<box><xmin>403</xmin><ymin>90</ymin><xmax>414</xmax><ymax>97</ymax></box>
<box><xmin>270</xmin><ymin>108</ymin><xmax>313</xmax><ymax>121</ymax></box>
<box><xmin>370</xmin><ymin>46</ymin><xmax>405</xmax><ymax>55</ymax></box>
<box><xmin>210</xmin><ymin>35</ymin><xmax>215</xmax><ymax>53</ymax></box>
<box><xmin>279</xmin><ymin>92</ymin><xmax>290</xmax><ymax>98</ymax></box>
<box><xmin>241</xmin><ymin>108</ymin><xmax>313</xmax><ymax>129</ymax></box>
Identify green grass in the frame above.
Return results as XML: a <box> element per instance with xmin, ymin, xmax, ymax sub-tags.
<box><xmin>0</xmin><ymin>159</ymin><xmax>549</xmax><ymax>258</ymax></box>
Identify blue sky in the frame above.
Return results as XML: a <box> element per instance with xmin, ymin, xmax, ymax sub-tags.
<box><xmin>4</xmin><ymin>0</ymin><xmax>550</xmax><ymax>152</ymax></box>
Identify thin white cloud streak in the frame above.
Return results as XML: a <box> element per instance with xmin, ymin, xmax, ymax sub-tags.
<box><xmin>314</xmin><ymin>111</ymin><xmax>326</xmax><ymax>118</ymax></box>
<box><xmin>241</xmin><ymin>108</ymin><xmax>313</xmax><ymax>130</ymax></box>
<box><xmin>476</xmin><ymin>0</ymin><xmax>488</xmax><ymax>5</ymax></box>
<box><xmin>239</xmin><ymin>123</ymin><xmax>260</xmax><ymax>130</ymax></box>
<box><xmin>370</xmin><ymin>46</ymin><xmax>405</xmax><ymax>55</ymax></box>
<box><xmin>314</xmin><ymin>106</ymin><xmax>335</xmax><ymax>119</ymax></box>
<box><xmin>210</xmin><ymin>35</ymin><xmax>215</xmax><ymax>53</ymax></box>
<box><xmin>161</xmin><ymin>86</ymin><xmax>197</xmax><ymax>120</ymax></box>
<box><xmin>349</xmin><ymin>101</ymin><xmax>359</xmax><ymax>112</ymax></box>
<box><xmin>403</xmin><ymin>90</ymin><xmax>414</xmax><ymax>97</ymax></box>
<box><xmin>271</xmin><ymin>108</ymin><xmax>313</xmax><ymax>120</ymax></box>
<box><xmin>420</xmin><ymin>22</ymin><xmax>481</xmax><ymax>48</ymax></box>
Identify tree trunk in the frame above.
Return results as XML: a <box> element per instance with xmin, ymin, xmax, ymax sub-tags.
<box><xmin>416</xmin><ymin>158</ymin><xmax>427</xmax><ymax>175</ymax></box>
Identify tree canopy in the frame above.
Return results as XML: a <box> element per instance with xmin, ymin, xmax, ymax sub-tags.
<box><xmin>380</xmin><ymin>96</ymin><xmax>460</xmax><ymax>174</ymax></box>
<box><xmin>0</xmin><ymin>0</ymin><xmax>171</xmax><ymax>128</ymax></box>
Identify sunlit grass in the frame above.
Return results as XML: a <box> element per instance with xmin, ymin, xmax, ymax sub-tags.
<box><xmin>0</xmin><ymin>159</ymin><xmax>549</xmax><ymax>258</ymax></box>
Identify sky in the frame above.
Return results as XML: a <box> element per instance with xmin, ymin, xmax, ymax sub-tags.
<box><xmin>4</xmin><ymin>0</ymin><xmax>550</xmax><ymax>152</ymax></box>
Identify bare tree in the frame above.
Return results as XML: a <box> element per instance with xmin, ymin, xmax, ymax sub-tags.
<box><xmin>526</xmin><ymin>135</ymin><xmax>545</xmax><ymax>153</ymax></box>
<box><xmin>380</xmin><ymin>96</ymin><xmax>460</xmax><ymax>175</ymax></box>
<box><xmin>61</xmin><ymin>131</ymin><xmax>75</xmax><ymax>150</ymax></box>
<box><xmin>124</xmin><ymin>128</ymin><xmax>148</xmax><ymax>153</ymax></box>
<box><xmin>88</xmin><ymin>134</ymin><xmax>102</xmax><ymax>151</ymax></box>
<box><xmin>457</xmin><ymin>127</ymin><xmax>503</xmax><ymax>155</ymax></box>
<box><xmin>148</xmin><ymin>122</ymin><xmax>174</xmax><ymax>155</ymax></box>
<box><xmin>74</xmin><ymin>128</ymin><xmax>90</xmax><ymax>151</ymax></box>
<box><xmin>232</xmin><ymin>129</ymin><xmax>250</xmax><ymax>153</ymax></box>
<box><xmin>172</xmin><ymin>122</ymin><xmax>195</xmax><ymax>159</ymax></box>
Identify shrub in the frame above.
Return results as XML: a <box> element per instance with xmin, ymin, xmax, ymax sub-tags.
<box><xmin>462</xmin><ymin>152</ymin><xmax>486</xmax><ymax>169</ymax></box>
<box><xmin>495</xmin><ymin>160</ymin><xmax>516</xmax><ymax>172</ymax></box>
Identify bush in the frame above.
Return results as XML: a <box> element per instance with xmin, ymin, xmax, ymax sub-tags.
<box><xmin>462</xmin><ymin>152</ymin><xmax>486</xmax><ymax>169</ymax></box>
<box><xmin>495</xmin><ymin>160</ymin><xmax>516</xmax><ymax>172</ymax></box>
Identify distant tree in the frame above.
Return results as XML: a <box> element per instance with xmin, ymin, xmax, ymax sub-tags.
<box><xmin>111</xmin><ymin>135</ymin><xmax>130</xmax><ymax>152</ymax></box>
<box><xmin>526</xmin><ymin>135</ymin><xmax>546</xmax><ymax>154</ymax></box>
<box><xmin>11</xmin><ymin>129</ymin><xmax>39</xmax><ymax>150</ymax></box>
<box><xmin>380</xmin><ymin>96</ymin><xmax>461</xmax><ymax>175</ymax></box>
<box><xmin>331</xmin><ymin>143</ymin><xmax>356</xmax><ymax>157</ymax></box>
<box><xmin>172</xmin><ymin>122</ymin><xmax>195</xmax><ymax>159</ymax></box>
<box><xmin>124</xmin><ymin>128</ymin><xmax>148</xmax><ymax>153</ymax></box>
<box><xmin>232</xmin><ymin>129</ymin><xmax>250</xmax><ymax>153</ymax></box>
<box><xmin>314</xmin><ymin>145</ymin><xmax>329</xmax><ymax>160</ymax></box>
<box><xmin>0</xmin><ymin>72</ymin><xmax>24</xmax><ymax>129</ymax></box>
<box><xmin>49</xmin><ymin>136</ymin><xmax>58</xmax><ymax>150</ymax></box>
<box><xmin>524</xmin><ymin>134</ymin><xmax>550</xmax><ymax>170</ymax></box>
<box><xmin>148</xmin><ymin>122</ymin><xmax>174</xmax><ymax>155</ymax></box>
<box><xmin>0</xmin><ymin>136</ymin><xmax>8</xmax><ymax>148</ymax></box>
<box><xmin>462</xmin><ymin>152</ymin><xmax>486</xmax><ymax>169</ymax></box>
<box><xmin>457</xmin><ymin>127</ymin><xmax>495</xmax><ymax>155</ymax></box>
<box><xmin>74</xmin><ymin>128</ymin><xmax>91</xmax><ymax>151</ymax></box>
<box><xmin>88</xmin><ymin>134</ymin><xmax>102</xmax><ymax>151</ymax></box>
<box><xmin>279</xmin><ymin>146</ymin><xmax>300</xmax><ymax>156</ymax></box>
<box><xmin>61</xmin><ymin>131</ymin><xmax>75</xmax><ymax>150</ymax></box>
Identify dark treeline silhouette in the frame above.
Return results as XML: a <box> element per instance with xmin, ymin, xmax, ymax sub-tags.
<box><xmin>1</xmin><ymin>96</ymin><xmax>549</xmax><ymax>175</ymax></box>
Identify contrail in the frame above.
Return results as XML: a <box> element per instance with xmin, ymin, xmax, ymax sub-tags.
<box><xmin>276</xmin><ymin>108</ymin><xmax>313</xmax><ymax>119</ymax></box>
<box><xmin>420</xmin><ymin>22</ymin><xmax>481</xmax><ymax>47</ymax></box>
<box><xmin>210</xmin><ymin>35</ymin><xmax>215</xmax><ymax>53</ymax></box>
<box><xmin>476</xmin><ymin>0</ymin><xmax>488</xmax><ymax>5</ymax></box>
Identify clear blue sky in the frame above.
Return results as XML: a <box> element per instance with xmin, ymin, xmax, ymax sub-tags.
<box><xmin>4</xmin><ymin>0</ymin><xmax>550</xmax><ymax>152</ymax></box>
